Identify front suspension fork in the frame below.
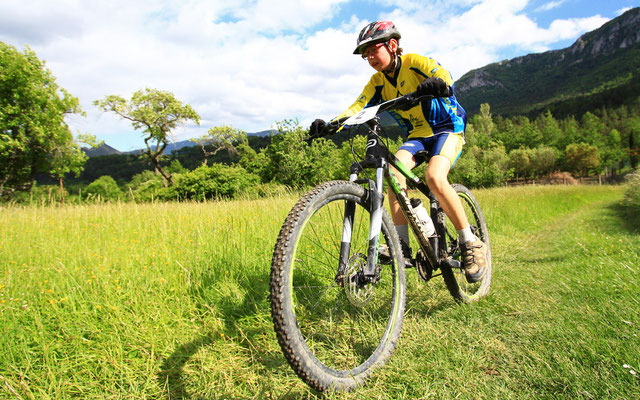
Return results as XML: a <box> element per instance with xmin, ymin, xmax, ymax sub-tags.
<box><xmin>337</xmin><ymin>163</ymin><xmax>386</xmax><ymax>282</ymax></box>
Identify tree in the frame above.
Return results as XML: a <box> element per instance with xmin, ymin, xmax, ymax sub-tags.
<box><xmin>191</xmin><ymin>125</ymin><xmax>247</xmax><ymax>166</ymax></box>
<box><xmin>94</xmin><ymin>88</ymin><xmax>200</xmax><ymax>186</ymax></box>
<box><xmin>0</xmin><ymin>42</ymin><xmax>84</xmax><ymax>198</ymax></box>
<box><xmin>262</xmin><ymin>119</ymin><xmax>310</xmax><ymax>187</ymax></box>
<box><xmin>468</xmin><ymin>103</ymin><xmax>495</xmax><ymax>148</ymax></box>
<box><xmin>529</xmin><ymin>146</ymin><xmax>558</xmax><ymax>178</ymax></box>
<box><xmin>508</xmin><ymin>147</ymin><xmax>532</xmax><ymax>180</ymax></box>
<box><xmin>565</xmin><ymin>143</ymin><xmax>600</xmax><ymax>177</ymax></box>
<box><xmin>536</xmin><ymin>110</ymin><xmax>563</xmax><ymax>149</ymax></box>
<box><xmin>50</xmin><ymin>133</ymin><xmax>102</xmax><ymax>196</ymax></box>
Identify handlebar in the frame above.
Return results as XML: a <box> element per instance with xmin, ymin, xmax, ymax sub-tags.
<box><xmin>317</xmin><ymin>88</ymin><xmax>450</xmax><ymax>137</ymax></box>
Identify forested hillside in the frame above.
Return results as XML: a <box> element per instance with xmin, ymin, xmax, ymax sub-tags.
<box><xmin>456</xmin><ymin>7</ymin><xmax>640</xmax><ymax>117</ymax></box>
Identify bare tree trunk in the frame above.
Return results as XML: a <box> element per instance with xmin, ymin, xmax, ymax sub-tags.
<box><xmin>145</xmin><ymin>137</ymin><xmax>173</xmax><ymax>187</ymax></box>
<box><xmin>59</xmin><ymin>177</ymin><xmax>65</xmax><ymax>203</ymax></box>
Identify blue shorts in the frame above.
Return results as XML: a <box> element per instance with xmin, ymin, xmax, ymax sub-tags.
<box><xmin>398</xmin><ymin>133</ymin><xmax>465</xmax><ymax>167</ymax></box>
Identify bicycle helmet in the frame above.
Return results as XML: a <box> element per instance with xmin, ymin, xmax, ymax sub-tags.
<box><xmin>353</xmin><ymin>21</ymin><xmax>401</xmax><ymax>55</ymax></box>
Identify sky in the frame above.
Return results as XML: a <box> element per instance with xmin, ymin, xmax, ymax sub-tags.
<box><xmin>1</xmin><ymin>0</ymin><xmax>638</xmax><ymax>151</ymax></box>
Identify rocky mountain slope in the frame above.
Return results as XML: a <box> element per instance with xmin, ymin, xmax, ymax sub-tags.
<box><xmin>455</xmin><ymin>7</ymin><xmax>640</xmax><ymax>116</ymax></box>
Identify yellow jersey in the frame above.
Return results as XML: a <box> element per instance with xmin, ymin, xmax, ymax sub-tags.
<box><xmin>336</xmin><ymin>53</ymin><xmax>466</xmax><ymax>138</ymax></box>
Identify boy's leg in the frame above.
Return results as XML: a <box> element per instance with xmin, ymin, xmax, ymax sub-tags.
<box><xmin>383</xmin><ymin>149</ymin><xmax>415</xmax><ymax>263</ymax></box>
<box><xmin>387</xmin><ymin>149</ymin><xmax>415</xmax><ymax>227</ymax></box>
<box><xmin>425</xmin><ymin>155</ymin><xmax>487</xmax><ymax>283</ymax></box>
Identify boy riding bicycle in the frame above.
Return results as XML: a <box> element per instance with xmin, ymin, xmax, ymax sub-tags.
<box><xmin>309</xmin><ymin>21</ymin><xmax>487</xmax><ymax>283</ymax></box>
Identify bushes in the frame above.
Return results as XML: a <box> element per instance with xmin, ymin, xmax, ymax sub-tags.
<box><xmin>85</xmin><ymin>176</ymin><xmax>123</xmax><ymax>201</ymax></box>
<box><xmin>450</xmin><ymin>143</ymin><xmax>510</xmax><ymax>188</ymax></box>
<box><xmin>622</xmin><ymin>169</ymin><xmax>640</xmax><ymax>211</ymax></box>
<box><xmin>168</xmin><ymin>164</ymin><xmax>260</xmax><ymax>201</ymax></box>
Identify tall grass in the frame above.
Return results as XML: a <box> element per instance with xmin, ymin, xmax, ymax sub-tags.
<box><xmin>0</xmin><ymin>185</ymin><xmax>638</xmax><ymax>399</ymax></box>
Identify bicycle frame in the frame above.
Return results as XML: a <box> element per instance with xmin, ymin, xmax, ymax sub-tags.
<box><xmin>338</xmin><ymin>118</ymin><xmax>443</xmax><ymax>282</ymax></box>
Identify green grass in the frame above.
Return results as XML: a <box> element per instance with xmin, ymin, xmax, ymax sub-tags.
<box><xmin>1</xmin><ymin>185</ymin><xmax>639</xmax><ymax>399</ymax></box>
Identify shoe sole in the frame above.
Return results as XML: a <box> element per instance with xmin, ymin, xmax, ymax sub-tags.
<box><xmin>465</xmin><ymin>267</ymin><xmax>486</xmax><ymax>283</ymax></box>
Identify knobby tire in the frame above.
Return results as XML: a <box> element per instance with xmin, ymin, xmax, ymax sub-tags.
<box><xmin>441</xmin><ymin>184</ymin><xmax>493</xmax><ymax>302</ymax></box>
<box><xmin>270</xmin><ymin>181</ymin><xmax>407</xmax><ymax>392</ymax></box>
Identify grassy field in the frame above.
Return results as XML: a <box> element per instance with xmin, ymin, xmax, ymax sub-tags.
<box><xmin>0</xmin><ymin>185</ymin><xmax>638</xmax><ymax>399</ymax></box>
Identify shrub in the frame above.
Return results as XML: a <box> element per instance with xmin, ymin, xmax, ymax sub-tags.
<box><xmin>126</xmin><ymin>170</ymin><xmax>167</xmax><ymax>202</ymax></box>
<box><xmin>169</xmin><ymin>163</ymin><xmax>260</xmax><ymax>200</ymax></box>
<box><xmin>622</xmin><ymin>169</ymin><xmax>640</xmax><ymax>211</ymax></box>
<box><xmin>85</xmin><ymin>176</ymin><xmax>122</xmax><ymax>201</ymax></box>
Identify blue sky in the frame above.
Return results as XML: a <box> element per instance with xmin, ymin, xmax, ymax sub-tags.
<box><xmin>0</xmin><ymin>0</ymin><xmax>638</xmax><ymax>151</ymax></box>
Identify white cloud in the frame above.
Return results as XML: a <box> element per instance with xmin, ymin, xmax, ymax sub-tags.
<box><xmin>381</xmin><ymin>0</ymin><xmax>608</xmax><ymax>78</ymax></box>
<box><xmin>0</xmin><ymin>0</ymin><xmax>615</xmax><ymax>150</ymax></box>
<box><xmin>535</xmin><ymin>1</ymin><xmax>567</xmax><ymax>13</ymax></box>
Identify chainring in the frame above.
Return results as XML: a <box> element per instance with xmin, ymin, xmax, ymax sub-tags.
<box><xmin>415</xmin><ymin>249</ymin><xmax>433</xmax><ymax>281</ymax></box>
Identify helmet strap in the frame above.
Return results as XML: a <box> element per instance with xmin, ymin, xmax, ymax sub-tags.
<box><xmin>382</xmin><ymin>42</ymin><xmax>398</xmax><ymax>75</ymax></box>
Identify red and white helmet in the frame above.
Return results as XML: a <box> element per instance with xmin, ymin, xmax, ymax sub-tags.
<box><xmin>353</xmin><ymin>21</ymin><xmax>401</xmax><ymax>55</ymax></box>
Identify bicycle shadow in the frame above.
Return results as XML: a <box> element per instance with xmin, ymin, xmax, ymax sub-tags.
<box><xmin>157</xmin><ymin>255</ymin><xmax>459</xmax><ymax>399</ymax></box>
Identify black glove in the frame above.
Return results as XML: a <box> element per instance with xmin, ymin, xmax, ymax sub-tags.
<box><xmin>416</xmin><ymin>77</ymin><xmax>450</xmax><ymax>97</ymax></box>
<box><xmin>309</xmin><ymin>119</ymin><xmax>327</xmax><ymax>139</ymax></box>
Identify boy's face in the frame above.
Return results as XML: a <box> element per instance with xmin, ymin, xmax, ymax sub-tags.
<box><xmin>362</xmin><ymin>39</ymin><xmax>397</xmax><ymax>72</ymax></box>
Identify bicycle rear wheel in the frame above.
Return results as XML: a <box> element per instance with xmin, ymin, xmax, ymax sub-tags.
<box><xmin>270</xmin><ymin>181</ymin><xmax>406</xmax><ymax>392</ymax></box>
<box><xmin>441</xmin><ymin>184</ymin><xmax>492</xmax><ymax>302</ymax></box>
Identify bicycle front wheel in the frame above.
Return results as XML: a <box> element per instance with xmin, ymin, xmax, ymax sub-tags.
<box><xmin>441</xmin><ymin>184</ymin><xmax>492</xmax><ymax>302</ymax></box>
<box><xmin>270</xmin><ymin>181</ymin><xmax>406</xmax><ymax>392</ymax></box>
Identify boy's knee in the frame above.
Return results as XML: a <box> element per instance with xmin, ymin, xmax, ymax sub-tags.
<box><xmin>425</xmin><ymin>171</ymin><xmax>449</xmax><ymax>193</ymax></box>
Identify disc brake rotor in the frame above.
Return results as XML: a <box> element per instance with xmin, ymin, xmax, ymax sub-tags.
<box><xmin>343</xmin><ymin>253</ymin><xmax>375</xmax><ymax>307</ymax></box>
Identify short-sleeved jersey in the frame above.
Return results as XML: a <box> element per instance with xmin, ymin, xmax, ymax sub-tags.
<box><xmin>336</xmin><ymin>54</ymin><xmax>467</xmax><ymax>138</ymax></box>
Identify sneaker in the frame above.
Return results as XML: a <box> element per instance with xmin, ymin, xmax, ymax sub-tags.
<box><xmin>379</xmin><ymin>240</ymin><xmax>413</xmax><ymax>267</ymax></box>
<box><xmin>460</xmin><ymin>239</ymin><xmax>488</xmax><ymax>283</ymax></box>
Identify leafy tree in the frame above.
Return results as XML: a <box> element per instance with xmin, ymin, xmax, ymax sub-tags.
<box><xmin>450</xmin><ymin>142</ymin><xmax>509</xmax><ymax>188</ymax></box>
<box><xmin>508</xmin><ymin>147</ymin><xmax>532</xmax><ymax>180</ymax></box>
<box><xmin>236</xmin><ymin>141</ymin><xmax>267</xmax><ymax>178</ymax></box>
<box><xmin>126</xmin><ymin>170</ymin><xmax>165</xmax><ymax>202</ymax></box>
<box><xmin>558</xmin><ymin>116</ymin><xmax>580</xmax><ymax>151</ymax></box>
<box><xmin>580</xmin><ymin>112</ymin><xmax>606</xmax><ymax>147</ymax></box>
<box><xmin>191</xmin><ymin>125</ymin><xmax>247</xmax><ymax>166</ymax></box>
<box><xmin>85</xmin><ymin>175</ymin><xmax>122</xmax><ymax>201</ymax></box>
<box><xmin>94</xmin><ymin>88</ymin><xmax>200</xmax><ymax>186</ymax></box>
<box><xmin>262</xmin><ymin>119</ymin><xmax>310</xmax><ymax>187</ymax></box>
<box><xmin>625</xmin><ymin>116</ymin><xmax>640</xmax><ymax>169</ymax></box>
<box><xmin>307</xmin><ymin>137</ymin><xmax>340</xmax><ymax>183</ymax></box>
<box><xmin>467</xmin><ymin>103</ymin><xmax>495</xmax><ymax>149</ymax></box>
<box><xmin>600</xmin><ymin>128</ymin><xmax>625</xmax><ymax>175</ymax></box>
<box><xmin>493</xmin><ymin>118</ymin><xmax>524</xmax><ymax>151</ymax></box>
<box><xmin>0</xmin><ymin>42</ymin><xmax>84</xmax><ymax>198</ymax></box>
<box><xmin>515</xmin><ymin>116</ymin><xmax>543</xmax><ymax>149</ymax></box>
<box><xmin>536</xmin><ymin>110</ymin><xmax>563</xmax><ymax>149</ymax></box>
<box><xmin>565</xmin><ymin>143</ymin><xmax>600</xmax><ymax>177</ymax></box>
<box><xmin>50</xmin><ymin>133</ymin><xmax>102</xmax><ymax>196</ymax></box>
<box><xmin>529</xmin><ymin>146</ymin><xmax>558</xmax><ymax>178</ymax></box>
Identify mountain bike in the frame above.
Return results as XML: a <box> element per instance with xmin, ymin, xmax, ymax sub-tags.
<box><xmin>269</xmin><ymin>91</ymin><xmax>492</xmax><ymax>392</ymax></box>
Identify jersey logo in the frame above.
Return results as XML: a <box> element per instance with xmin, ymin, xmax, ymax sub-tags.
<box><xmin>400</xmin><ymin>81</ymin><xmax>405</xmax><ymax>87</ymax></box>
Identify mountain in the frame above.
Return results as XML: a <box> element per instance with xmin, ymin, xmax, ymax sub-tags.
<box><xmin>455</xmin><ymin>7</ymin><xmax>640</xmax><ymax>117</ymax></box>
<box><xmin>83</xmin><ymin>130</ymin><xmax>276</xmax><ymax>158</ymax></box>
<box><xmin>82</xmin><ymin>143</ymin><xmax>121</xmax><ymax>157</ymax></box>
